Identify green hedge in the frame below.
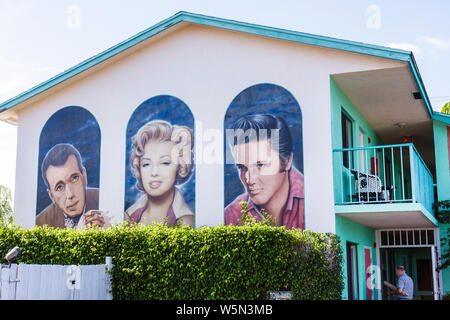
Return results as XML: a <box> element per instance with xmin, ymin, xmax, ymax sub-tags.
<box><xmin>0</xmin><ymin>224</ymin><xmax>343</xmax><ymax>300</ymax></box>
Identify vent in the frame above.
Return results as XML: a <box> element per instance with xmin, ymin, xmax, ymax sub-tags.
<box><xmin>412</xmin><ymin>92</ymin><xmax>422</xmax><ymax>100</ymax></box>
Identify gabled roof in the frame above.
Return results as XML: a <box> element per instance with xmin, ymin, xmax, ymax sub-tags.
<box><xmin>1</xmin><ymin>11</ymin><xmax>448</xmax><ymax>124</ymax></box>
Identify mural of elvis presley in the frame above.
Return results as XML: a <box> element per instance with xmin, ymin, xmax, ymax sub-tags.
<box><xmin>224</xmin><ymin>84</ymin><xmax>304</xmax><ymax>229</ymax></box>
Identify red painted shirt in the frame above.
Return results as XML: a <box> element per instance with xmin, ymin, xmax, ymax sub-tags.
<box><xmin>225</xmin><ymin>167</ymin><xmax>304</xmax><ymax>230</ymax></box>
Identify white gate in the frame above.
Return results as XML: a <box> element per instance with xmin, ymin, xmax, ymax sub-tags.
<box><xmin>0</xmin><ymin>257</ymin><xmax>112</xmax><ymax>300</ymax></box>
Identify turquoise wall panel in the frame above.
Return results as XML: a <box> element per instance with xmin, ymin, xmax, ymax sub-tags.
<box><xmin>336</xmin><ymin>215</ymin><xmax>377</xmax><ymax>300</ymax></box>
<box><xmin>433</xmin><ymin>122</ymin><xmax>450</xmax><ymax>296</ymax></box>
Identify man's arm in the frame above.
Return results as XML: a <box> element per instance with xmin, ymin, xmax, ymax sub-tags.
<box><xmin>396</xmin><ymin>277</ymin><xmax>408</xmax><ymax>296</ymax></box>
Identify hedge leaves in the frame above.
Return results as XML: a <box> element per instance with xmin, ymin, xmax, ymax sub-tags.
<box><xmin>0</xmin><ymin>224</ymin><xmax>343</xmax><ymax>300</ymax></box>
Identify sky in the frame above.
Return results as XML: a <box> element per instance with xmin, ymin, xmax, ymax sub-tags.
<box><xmin>1</xmin><ymin>0</ymin><xmax>449</xmax><ymax>202</ymax></box>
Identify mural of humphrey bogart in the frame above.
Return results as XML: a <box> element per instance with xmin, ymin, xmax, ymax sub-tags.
<box><xmin>36</xmin><ymin>143</ymin><xmax>112</xmax><ymax>229</ymax></box>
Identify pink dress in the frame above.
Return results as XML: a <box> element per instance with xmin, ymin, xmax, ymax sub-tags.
<box><xmin>128</xmin><ymin>206</ymin><xmax>177</xmax><ymax>225</ymax></box>
<box><xmin>125</xmin><ymin>188</ymin><xmax>194</xmax><ymax>226</ymax></box>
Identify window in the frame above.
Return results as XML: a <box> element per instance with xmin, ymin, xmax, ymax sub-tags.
<box><xmin>346</xmin><ymin>242</ymin><xmax>359</xmax><ymax>300</ymax></box>
<box><xmin>379</xmin><ymin>229</ymin><xmax>435</xmax><ymax>247</ymax></box>
<box><xmin>341</xmin><ymin>111</ymin><xmax>353</xmax><ymax>168</ymax></box>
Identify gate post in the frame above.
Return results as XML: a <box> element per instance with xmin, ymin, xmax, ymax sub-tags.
<box><xmin>105</xmin><ymin>256</ymin><xmax>113</xmax><ymax>300</ymax></box>
<box><xmin>1</xmin><ymin>264</ymin><xmax>18</xmax><ymax>300</ymax></box>
<box><xmin>431</xmin><ymin>246</ymin><xmax>439</xmax><ymax>300</ymax></box>
<box><xmin>9</xmin><ymin>264</ymin><xmax>18</xmax><ymax>300</ymax></box>
<box><xmin>0</xmin><ymin>266</ymin><xmax>9</xmax><ymax>300</ymax></box>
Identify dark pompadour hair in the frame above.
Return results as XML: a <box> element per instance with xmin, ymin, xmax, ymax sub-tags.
<box><xmin>230</xmin><ymin>114</ymin><xmax>293</xmax><ymax>169</ymax></box>
<box><xmin>41</xmin><ymin>143</ymin><xmax>83</xmax><ymax>188</ymax></box>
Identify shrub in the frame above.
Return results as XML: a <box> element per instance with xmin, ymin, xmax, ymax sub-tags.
<box><xmin>0</xmin><ymin>223</ymin><xmax>343</xmax><ymax>300</ymax></box>
<box><xmin>0</xmin><ymin>185</ymin><xmax>13</xmax><ymax>226</ymax></box>
<box><xmin>441</xmin><ymin>102</ymin><xmax>450</xmax><ymax>115</ymax></box>
<box><xmin>434</xmin><ymin>200</ymin><xmax>450</xmax><ymax>270</ymax></box>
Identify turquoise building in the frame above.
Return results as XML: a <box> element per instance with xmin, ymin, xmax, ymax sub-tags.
<box><xmin>332</xmin><ymin>75</ymin><xmax>450</xmax><ymax>300</ymax></box>
<box><xmin>0</xmin><ymin>12</ymin><xmax>449</xmax><ymax>300</ymax></box>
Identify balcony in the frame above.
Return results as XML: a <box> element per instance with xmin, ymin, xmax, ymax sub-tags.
<box><xmin>333</xmin><ymin>143</ymin><xmax>438</xmax><ymax>229</ymax></box>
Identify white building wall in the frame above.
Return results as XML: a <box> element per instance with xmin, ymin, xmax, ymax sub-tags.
<box><xmin>13</xmin><ymin>24</ymin><xmax>404</xmax><ymax>233</ymax></box>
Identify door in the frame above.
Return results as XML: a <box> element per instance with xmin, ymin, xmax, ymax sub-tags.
<box><xmin>346</xmin><ymin>242</ymin><xmax>359</xmax><ymax>300</ymax></box>
<box><xmin>364</xmin><ymin>247</ymin><xmax>373</xmax><ymax>300</ymax></box>
<box><xmin>388</xmin><ymin>250</ymin><xmax>396</xmax><ymax>300</ymax></box>
<box><xmin>416</xmin><ymin>258</ymin><xmax>433</xmax><ymax>299</ymax></box>
<box><xmin>341</xmin><ymin>112</ymin><xmax>353</xmax><ymax>168</ymax></box>
<box><xmin>381</xmin><ymin>250</ymin><xmax>388</xmax><ymax>299</ymax></box>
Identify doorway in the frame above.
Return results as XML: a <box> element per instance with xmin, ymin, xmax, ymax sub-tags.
<box><xmin>380</xmin><ymin>247</ymin><xmax>435</xmax><ymax>300</ymax></box>
<box><xmin>346</xmin><ymin>242</ymin><xmax>359</xmax><ymax>300</ymax></box>
<box><xmin>377</xmin><ymin>228</ymin><xmax>441</xmax><ymax>299</ymax></box>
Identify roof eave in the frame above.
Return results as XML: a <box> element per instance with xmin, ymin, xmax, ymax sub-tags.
<box><xmin>0</xmin><ymin>11</ymin><xmax>186</xmax><ymax>113</ymax></box>
<box><xmin>432</xmin><ymin>111</ymin><xmax>450</xmax><ymax>125</ymax></box>
<box><xmin>0</xmin><ymin>11</ymin><xmax>431</xmax><ymax>120</ymax></box>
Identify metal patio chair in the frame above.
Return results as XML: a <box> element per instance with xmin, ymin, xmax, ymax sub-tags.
<box><xmin>350</xmin><ymin>169</ymin><xmax>394</xmax><ymax>202</ymax></box>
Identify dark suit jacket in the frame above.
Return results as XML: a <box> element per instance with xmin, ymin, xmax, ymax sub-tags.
<box><xmin>36</xmin><ymin>188</ymin><xmax>99</xmax><ymax>228</ymax></box>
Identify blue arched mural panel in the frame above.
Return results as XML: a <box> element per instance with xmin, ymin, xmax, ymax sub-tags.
<box><xmin>36</xmin><ymin>106</ymin><xmax>101</xmax><ymax>228</ymax></box>
<box><xmin>224</xmin><ymin>83</ymin><xmax>304</xmax><ymax>229</ymax></box>
<box><xmin>124</xmin><ymin>95</ymin><xmax>195</xmax><ymax>227</ymax></box>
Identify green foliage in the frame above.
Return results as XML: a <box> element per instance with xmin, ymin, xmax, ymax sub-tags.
<box><xmin>434</xmin><ymin>200</ymin><xmax>450</xmax><ymax>270</ymax></box>
<box><xmin>441</xmin><ymin>102</ymin><xmax>450</xmax><ymax>115</ymax></box>
<box><xmin>0</xmin><ymin>185</ymin><xmax>13</xmax><ymax>226</ymax></box>
<box><xmin>433</xmin><ymin>200</ymin><xmax>450</xmax><ymax>224</ymax></box>
<box><xmin>237</xmin><ymin>200</ymin><xmax>275</xmax><ymax>226</ymax></box>
<box><xmin>0</xmin><ymin>223</ymin><xmax>343</xmax><ymax>300</ymax></box>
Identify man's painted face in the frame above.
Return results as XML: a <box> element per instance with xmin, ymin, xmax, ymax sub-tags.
<box><xmin>233</xmin><ymin>138</ymin><xmax>288</xmax><ymax>206</ymax></box>
<box><xmin>46</xmin><ymin>154</ymin><xmax>87</xmax><ymax>218</ymax></box>
<box><xmin>140</xmin><ymin>140</ymin><xmax>178</xmax><ymax>198</ymax></box>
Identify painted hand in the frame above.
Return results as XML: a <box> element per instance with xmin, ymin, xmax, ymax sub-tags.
<box><xmin>84</xmin><ymin>210</ymin><xmax>105</xmax><ymax>228</ymax></box>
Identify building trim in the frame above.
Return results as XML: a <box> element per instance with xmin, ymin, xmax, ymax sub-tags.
<box><xmin>335</xmin><ymin>202</ymin><xmax>439</xmax><ymax>227</ymax></box>
<box><xmin>432</xmin><ymin>112</ymin><xmax>450</xmax><ymax>125</ymax></box>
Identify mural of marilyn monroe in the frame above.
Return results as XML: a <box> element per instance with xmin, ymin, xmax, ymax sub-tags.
<box><xmin>125</xmin><ymin>120</ymin><xmax>195</xmax><ymax>227</ymax></box>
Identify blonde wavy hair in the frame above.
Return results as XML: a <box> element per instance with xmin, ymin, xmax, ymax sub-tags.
<box><xmin>130</xmin><ymin>120</ymin><xmax>194</xmax><ymax>191</ymax></box>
